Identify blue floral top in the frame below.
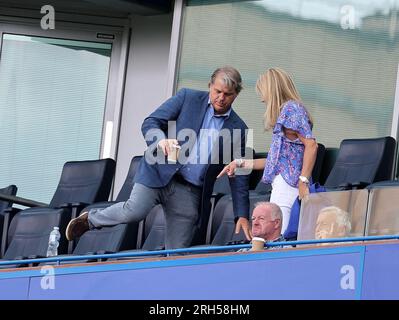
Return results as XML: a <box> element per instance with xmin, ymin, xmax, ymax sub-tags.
<box><xmin>262</xmin><ymin>100</ymin><xmax>314</xmax><ymax>188</ymax></box>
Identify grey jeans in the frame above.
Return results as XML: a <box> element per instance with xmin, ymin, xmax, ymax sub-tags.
<box><xmin>88</xmin><ymin>179</ymin><xmax>202</xmax><ymax>249</ymax></box>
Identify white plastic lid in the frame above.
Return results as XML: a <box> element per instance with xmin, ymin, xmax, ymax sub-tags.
<box><xmin>251</xmin><ymin>237</ymin><xmax>265</xmax><ymax>243</ymax></box>
<box><xmin>54</xmin><ymin>227</ymin><xmax>59</xmax><ymax>230</ymax></box>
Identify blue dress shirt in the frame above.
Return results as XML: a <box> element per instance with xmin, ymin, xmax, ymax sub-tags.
<box><xmin>179</xmin><ymin>100</ymin><xmax>231</xmax><ymax>186</ymax></box>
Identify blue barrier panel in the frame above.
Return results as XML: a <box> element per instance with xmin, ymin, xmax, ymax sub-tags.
<box><xmin>25</xmin><ymin>246</ymin><xmax>364</xmax><ymax>300</ymax></box>
<box><xmin>0</xmin><ymin>277</ymin><xmax>30</xmax><ymax>300</ymax></box>
<box><xmin>2</xmin><ymin>239</ymin><xmax>399</xmax><ymax>299</ymax></box>
<box><xmin>361</xmin><ymin>242</ymin><xmax>399</xmax><ymax>299</ymax></box>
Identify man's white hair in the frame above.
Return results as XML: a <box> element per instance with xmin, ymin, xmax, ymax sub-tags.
<box><xmin>319</xmin><ymin>206</ymin><xmax>351</xmax><ymax>233</ymax></box>
<box><xmin>254</xmin><ymin>201</ymin><xmax>282</xmax><ymax>222</ymax></box>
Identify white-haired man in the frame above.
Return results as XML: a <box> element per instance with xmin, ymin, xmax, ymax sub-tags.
<box><xmin>315</xmin><ymin>206</ymin><xmax>351</xmax><ymax>241</ymax></box>
<box><xmin>238</xmin><ymin>202</ymin><xmax>285</xmax><ymax>251</ymax></box>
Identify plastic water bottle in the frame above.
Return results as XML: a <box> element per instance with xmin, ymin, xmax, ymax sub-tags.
<box><xmin>47</xmin><ymin>227</ymin><xmax>61</xmax><ymax>257</ymax></box>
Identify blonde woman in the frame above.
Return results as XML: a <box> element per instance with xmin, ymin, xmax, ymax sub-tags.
<box><xmin>218</xmin><ymin>68</ymin><xmax>318</xmax><ymax>234</ymax></box>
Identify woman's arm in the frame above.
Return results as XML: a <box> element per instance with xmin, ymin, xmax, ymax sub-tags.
<box><xmin>297</xmin><ymin>134</ymin><xmax>318</xmax><ymax>199</ymax></box>
<box><xmin>216</xmin><ymin>158</ymin><xmax>267</xmax><ymax>178</ymax></box>
<box><xmin>243</xmin><ymin>158</ymin><xmax>266</xmax><ymax>170</ymax></box>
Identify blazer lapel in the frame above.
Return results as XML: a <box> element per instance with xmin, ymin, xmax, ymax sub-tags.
<box><xmin>193</xmin><ymin>92</ymin><xmax>210</xmax><ymax>134</ymax></box>
<box><xmin>211</xmin><ymin>108</ymin><xmax>241</xmax><ymax>164</ymax></box>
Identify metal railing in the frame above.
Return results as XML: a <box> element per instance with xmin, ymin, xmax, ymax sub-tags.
<box><xmin>0</xmin><ymin>234</ymin><xmax>398</xmax><ymax>267</ymax></box>
<box><xmin>0</xmin><ymin>193</ymin><xmax>47</xmax><ymax>208</ymax></box>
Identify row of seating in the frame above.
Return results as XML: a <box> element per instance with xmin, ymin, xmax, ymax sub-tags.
<box><xmin>0</xmin><ymin>159</ymin><xmax>116</xmax><ymax>260</ymax></box>
<box><xmin>0</xmin><ymin>136</ymin><xmax>396</xmax><ymax>264</ymax></box>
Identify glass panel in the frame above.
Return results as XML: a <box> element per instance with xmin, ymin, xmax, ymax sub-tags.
<box><xmin>178</xmin><ymin>0</ymin><xmax>399</xmax><ymax>152</ymax></box>
<box><xmin>298</xmin><ymin>190</ymin><xmax>369</xmax><ymax>240</ymax></box>
<box><xmin>0</xmin><ymin>34</ymin><xmax>112</xmax><ymax>203</ymax></box>
<box><xmin>367</xmin><ymin>187</ymin><xmax>399</xmax><ymax>236</ymax></box>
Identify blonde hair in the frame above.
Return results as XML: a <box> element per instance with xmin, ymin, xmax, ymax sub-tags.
<box><xmin>256</xmin><ymin>68</ymin><xmax>313</xmax><ymax>131</ymax></box>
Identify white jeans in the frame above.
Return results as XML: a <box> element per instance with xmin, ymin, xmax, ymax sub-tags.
<box><xmin>269</xmin><ymin>174</ymin><xmax>299</xmax><ymax>235</ymax></box>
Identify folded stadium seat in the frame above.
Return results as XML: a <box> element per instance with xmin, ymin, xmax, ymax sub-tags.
<box><xmin>1</xmin><ymin>159</ymin><xmax>116</xmax><ymax>260</ymax></box>
<box><xmin>139</xmin><ymin>205</ymin><xmax>166</xmax><ymax>251</ymax></box>
<box><xmin>193</xmin><ymin>151</ymin><xmax>274</xmax><ymax>246</ymax></box>
<box><xmin>318</xmin><ymin>147</ymin><xmax>339</xmax><ymax>186</ymax></box>
<box><xmin>194</xmin><ymin>146</ymin><xmax>258</xmax><ymax>243</ymax></box>
<box><xmin>323</xmin><ymin>137</ymin><xmax>396</xmax><ymax>190</ymax></box>
<box><xmin>365</xmin><ymin>180</ymin><xmax>399</xmax><ymax>236</ymax></box>
<box><xmin>249</xmin><ymin>152</ymin><xmax>268</xmax><ymax>190</ymax></box>
<box><xmin>69</xmin><ymin>156</ymin><xmax>144</xmax><ymax>257</ymax></box>
<box><xmin>72</xmin><ymin>223</ymin><xmax>137</xmax><ymax>259</ymax></box>
<box><xmin>210</xmin><ymin>195</ymin><xmax>260</xmax><ymax>246</ymax></box>
<box><xmin>109</xmin><ymin>206</ymin><xmax>166</xmax><ymax>262</ymax></box>
<box><xmin>311</xmin><ymin>143</ymin><xmax>326</xmax><ymax>184</ymax></box>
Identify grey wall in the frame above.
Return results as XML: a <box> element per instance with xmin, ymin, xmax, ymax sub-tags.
<box><xmin>113</xmin><ymin>14</ymin><xmax>173</xmax><ymax>195</ymax></box>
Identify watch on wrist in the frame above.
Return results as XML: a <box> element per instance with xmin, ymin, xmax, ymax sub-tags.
<box><xmin>299</xmin><ymin>175</ymin><xmax>310</xmax><ymax>185</ymax></box>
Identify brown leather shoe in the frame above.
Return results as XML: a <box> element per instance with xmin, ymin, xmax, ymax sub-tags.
<box><xmin>66</xmin><ymin>211</ymin><xmax>90</xmax><ymax>241</ymax></box>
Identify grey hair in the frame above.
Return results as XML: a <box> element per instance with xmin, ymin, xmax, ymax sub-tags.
<box><xmin>209</xmin><ymin>66</ymin><xmax>243</xmax><ymax>94</ymax></box>
<box><xmin>319</xmin><ymin>206</ymin><xmax>352</xmax><ymax>233</ymax></box>
<box><xmin>254</xmin><ymin>201</ymin><xmax>282</xmax><ymax>222</ymax></box>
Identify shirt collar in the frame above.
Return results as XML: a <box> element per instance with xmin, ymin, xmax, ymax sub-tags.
<box><xmin>208</xmin><ymin>98</ymin><xmax>231</xmax><ymax>118</ymax></box>
<box><xmin>271</xmin><ymin>235</ymin><xmax>285</xmax><ymax>242</ymax></box>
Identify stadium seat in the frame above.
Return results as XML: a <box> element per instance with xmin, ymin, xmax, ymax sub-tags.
<box><xmin>139</xmin><ymin>205</ymin><xmax>166</xmax><ymax>251</ymax></box>
<box><xmin>323</xmin><ymin>137</ymin><xmax>396</xmax><ymax>189</ymax></box>
<box><xmin>1</xmin><ymin>159</ymin><xmax>116</xmax><ymax>260</ymax></box>
<box><xmin>3</xmin><ymin>208</ymin><xmax>70</xmax><ymax>262</ymax></box>
<box><xmin>193</xmin><ymin>194</ymin><xmax>262</xmax><ymax>247</ymax></box>
<box><xmin>71</xmin><ymin>156</ymin><xmax>143</xmax><ymax>255</ymax></box>
<box><xmin>318</xmin><ymin>147</ymin><xmax>339</xmax><ymax>186</ymax></box>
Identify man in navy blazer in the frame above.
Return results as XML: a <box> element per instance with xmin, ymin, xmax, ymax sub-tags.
<box><xmin>66</xmin><ymin>66</ymin><xmax>251</xmax><ymax>249</ymax></box>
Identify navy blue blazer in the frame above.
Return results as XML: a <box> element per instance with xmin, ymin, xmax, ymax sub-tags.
<box><xmin>134</xmin><ymin>88</ymin><xmax>250</xmax><ymax>221</ymax></box>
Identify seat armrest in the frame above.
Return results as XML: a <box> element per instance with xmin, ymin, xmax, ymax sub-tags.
<box><xmin>71</xmin><ymin>202</ymin><xmax>90</xmax><ymax>208</ymax></box>
<box><xmin>71</xmin><ymin>202</ymin><xmax>90</xmax><ymax>220</ymax></box>
<box><xmin>27</xmin><ymin>254</ymin><xmax>46</xmax><ymax>259</ymax></box>
<box><xmin>58</xmin><ymin>202</ymin><xmax>89</xmax><ymax>209</ymax></box>
<box><xmin>97</xmin><ymin>250</ymin><xmax>116</xmax><ymax>262</ymax></box>
<box><xmin>27</xmin><ymin>255</ymin><xmax>46</xmax><ymax>267</ymax></box>
<box><xmin>59</xmin><ymin>202</ymin><xmax>90</xmax><ymax>220</ymax></box>
<box><xmin>96</xmin><ymin>250</ymin><xmax>115</xmax><ymax>255</ymax></box>
<box><xmin>0</xmin><ymin>193</ymin><xmax>47</xmax><ymax>208</ymax></box>
<box><xmin>58</xmin><ymin>203</ymin><xmax>72</xmax><ymax>209</ymax></box>
<box><xmin>338</xmin><ymin>183</ymin><xmax>352</xmax><ymax>190</ymax></box>
<box><xmin>350</xmin><ymin>181</ymin><xmax>369</xmax><ymax>189</ymax></box>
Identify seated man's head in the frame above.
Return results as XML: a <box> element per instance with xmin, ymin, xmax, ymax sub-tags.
<box><xmin>315</xmin><ymin>206</ymin><xmax>351</xmax><ymax>240</ymax></box>
<box><xmin>251</xmin><ymin>202</ymin><xmax>282</xmax><ymax>241</ymax></box>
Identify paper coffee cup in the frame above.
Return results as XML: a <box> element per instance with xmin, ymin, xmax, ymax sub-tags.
<box><xmin>251</xmin><ymin>237</ymin><xmax>265</xmax><ymax>251</ymax></box>
<box><xmin>167</xmin><ymin>144</ymin><xmax>180</xmax><ymax>163</ymax></box>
